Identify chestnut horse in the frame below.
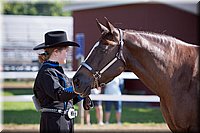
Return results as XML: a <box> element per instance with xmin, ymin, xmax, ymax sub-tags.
<box><xmin>73</xmin><ymin>19</ymin><xmax>199</xmax><ymax>132</ymax></box>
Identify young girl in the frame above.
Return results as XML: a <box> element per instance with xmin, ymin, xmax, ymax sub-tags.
<box><xmin>33</xmin><ymin>31</ymin><xmax>92</xmax><ymax>133</ymax></box>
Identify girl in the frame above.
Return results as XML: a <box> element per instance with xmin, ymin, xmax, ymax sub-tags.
<box><xmin>33</xmin><ymin>31</ymin><xmax>92</xmax><ymax>133</ymax></box>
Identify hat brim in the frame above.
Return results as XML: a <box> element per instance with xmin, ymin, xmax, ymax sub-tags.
<box><xmin>33</xmin><ymin>41</ymin><xmax>80</xmax><ymax>50</ymax></box>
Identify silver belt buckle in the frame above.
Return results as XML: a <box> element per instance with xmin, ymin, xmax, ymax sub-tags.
<box><xmin>68</xmin><ymin>108</ymin><xmax>78</xmax><ymax>119</ymax></box>
<box><xmin>57</xmin><ymin>109</ymin><xmax>62</xmax><ymax>114</ymax></box>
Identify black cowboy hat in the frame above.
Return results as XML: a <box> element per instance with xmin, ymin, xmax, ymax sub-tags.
<box><xmin>33</xmin><ymin>31</ymin><xmax>79</xmax><ymax>50</ymax></box>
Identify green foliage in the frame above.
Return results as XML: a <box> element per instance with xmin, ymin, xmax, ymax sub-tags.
<box><xmin>3</xmin><ymin>1</ymin><xmax>71</xmax><ymax>16</ymax></box>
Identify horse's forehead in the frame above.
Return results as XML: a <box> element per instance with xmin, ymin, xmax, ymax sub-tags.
<box><xmin>101</xmin><ymin>31</ymin><xmax>119</xmax><ymax>40</ymax></box>
<box><xmin>99</xmin><ymin>37</ymin><xmax>118</xmax><ymax>46</ymax></box>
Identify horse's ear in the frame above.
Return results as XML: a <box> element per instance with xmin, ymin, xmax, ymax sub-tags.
<box><xmin>96</xmin><ymin>18</ymin><xmax>109</xmax><ymax>34</ymax></box>
<box><xmin>104</xmin><ymin>17</ymin><xmax>118</xmax><ymax>34</ymax></box>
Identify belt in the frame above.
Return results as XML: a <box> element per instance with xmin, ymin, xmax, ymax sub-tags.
<box><xmin>40</xmin><ymin>108</ymin><xmax>78</xmax><ymax>119</ymax></box>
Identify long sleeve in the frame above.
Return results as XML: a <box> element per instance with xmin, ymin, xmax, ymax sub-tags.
<box><xmin>33</xmin><ymin>63</ymin><xmax>85</xmax><ymax>109</ymax></box>
<box><xmin>40</xmin><ymin>68</ymin><xmax>79</xmax><ymax>102</ymax></box>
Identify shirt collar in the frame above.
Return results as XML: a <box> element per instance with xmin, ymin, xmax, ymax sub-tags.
<box><xmin>43</xmin><ymin>60</ymin><xmax>60</xmax><ymax>67</ymax></box>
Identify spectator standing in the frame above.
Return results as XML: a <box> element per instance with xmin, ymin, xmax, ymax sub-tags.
<box><xmin>104</xmin><ymin>76</ymin><xmax>124</xmax><ymax>125</ymax></box>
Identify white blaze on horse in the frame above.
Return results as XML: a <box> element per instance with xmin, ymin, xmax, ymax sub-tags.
<box><xmin>73</xmin><ymin>18</ymin><xmax>199</xmax><ymax>132</ymax></box>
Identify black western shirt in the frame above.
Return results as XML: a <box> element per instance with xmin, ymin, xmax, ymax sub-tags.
<box><xmin>33</xmin><ymin>61</ymin><xmax>82</xmax><ymax>110</ymax></box>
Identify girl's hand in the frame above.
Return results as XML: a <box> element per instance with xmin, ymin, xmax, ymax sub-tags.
<box><xmin>83</xmin><ymin>96</ymin><xmax>94</xmax><ymax>110</ymax></box>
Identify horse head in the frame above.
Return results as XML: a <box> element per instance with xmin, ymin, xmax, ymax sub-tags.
<box><xmin>73</xmin><ymin>18</ymin><xmax>126</xmax><ymax>97</ymax></box>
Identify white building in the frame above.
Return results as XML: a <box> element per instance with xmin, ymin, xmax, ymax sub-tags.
<box><xmin>2</xmin><ymin>15</ymin><xmax>74</xmax><ymax>71</ymax></box>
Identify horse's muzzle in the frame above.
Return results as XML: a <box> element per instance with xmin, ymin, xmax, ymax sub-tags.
<box><xmin>72</xmin><ymin>77</ymin><xmax>82</xmax><ymax>94</ymax></box>
<box><xmin>72</xmin><ymin>76</ymin><xmax>92</xmax><ymax>97</ymax></box>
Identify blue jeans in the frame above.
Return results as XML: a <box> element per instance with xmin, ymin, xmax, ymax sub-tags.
<box><xmin>105</xmin><ymin>101</ymin><xmax>122</xmax><ymax>113</ymax></box>
<box><xmin>93</xmin><ymin>100</ymin><xmax>102</xmax><ymax>107</ymax></box>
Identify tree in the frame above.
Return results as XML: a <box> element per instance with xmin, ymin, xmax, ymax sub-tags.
<box><xmin>3</xmin><ymin>1</ymin><xmax>71</xmax><ymax>16</ymax></box>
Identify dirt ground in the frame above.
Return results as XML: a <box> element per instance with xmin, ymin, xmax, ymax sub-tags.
<box><xmin>2</xmin><ymin>123</ymin><xmax>171</xmax><ymax>133</ymax></box>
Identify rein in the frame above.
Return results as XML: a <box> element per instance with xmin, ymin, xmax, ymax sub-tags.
<box><xmin>80</xmin><ymin>29</ymin><xmax>126</xmax><ymax>88</ymax></box>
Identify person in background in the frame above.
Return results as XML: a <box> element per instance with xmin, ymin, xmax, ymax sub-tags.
<box><xmin>33</xmin><ymin>30</ymin><xmax>93</xmax><ymax>133</ymax></box>
<box><xmin>85</xmin><ymin>87</ymin><xmax>104</xmax><ymax>125</ymax></box>
<box><xmin>104</xmin><ymin>76</ymin><xmax>124</xmax><ymax>125</ymax></box>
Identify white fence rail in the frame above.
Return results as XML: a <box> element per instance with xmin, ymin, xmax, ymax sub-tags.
<box><xmin>2</xmin><ymin>71</ymin><xmax>139</xmax><ymax>79</ymax></box>
<box><xmin>2</xmin><ymin>71</ymin><xmax>160</xmax><ymax>103</ymax></box>
<box><xmin>3</xmin><ymin>94</ymin><xmax>160</xmax><ymax>102</ymax></box>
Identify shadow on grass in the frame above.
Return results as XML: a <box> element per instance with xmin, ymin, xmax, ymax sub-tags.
<box><xmin>3</xmin><ymin>106</ymin><xmax>165</xmax><ymax>124</ymax></box>
<box><xmin>3</xmin><ymin>89</ymin><xmax>33</xmax><ymax>96</ymax></box>
<box><xmin>85</xmin><ymin>105</ymin><xmax>165</xmax><ymax>124</ymax></box>
<box><xmin>3</xmin><ymin>110</ymin><xmax>40</xmax><ymax>124</ymax></box>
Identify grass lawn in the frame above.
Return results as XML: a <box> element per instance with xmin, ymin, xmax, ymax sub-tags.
<box><xmin>3</xmin><ymin>89</ymin><xmax>34</xmax><ymax>96</ymax></box>
<box><xmin>2</xmin><ymin>84</ymin><xmax>165</xmax><ymax>125</ymax></box>
<box><xmin>3</xmin><ymin>102</ymin><xmax>40</xmax><ymax>124</ymax></box>
<box><xmin>3</xmin><ymin>102</ymin><xmax>165</xmax><ymax>125</ymax></box>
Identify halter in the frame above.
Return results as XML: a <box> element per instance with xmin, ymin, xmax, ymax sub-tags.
<box><xmin>80</xmin><ymin>29</ymin><xmax>126</xmax><ymax>88</ymax></box>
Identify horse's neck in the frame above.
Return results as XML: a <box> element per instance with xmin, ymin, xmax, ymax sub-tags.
<box><xmin>123</xmin><ymin>31</ymin><xmax>198</xmax><ymax>96</ymax></box>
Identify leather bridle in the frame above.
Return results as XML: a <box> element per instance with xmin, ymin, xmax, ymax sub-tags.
<box><xmin>80</xmin><ymin>29</ymin><xmax>126</xmax><ymax>88</ymax></box>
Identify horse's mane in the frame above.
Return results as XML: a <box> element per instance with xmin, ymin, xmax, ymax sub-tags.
<box><xmin>125</xmin><ymin>29</ymin><xmax>174</xmax><ymax>38</ymax></box>
<box><xmin>125</xmin><ymin>29</ymin><xmax>195</xmax><ymax>47</ymax></box>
